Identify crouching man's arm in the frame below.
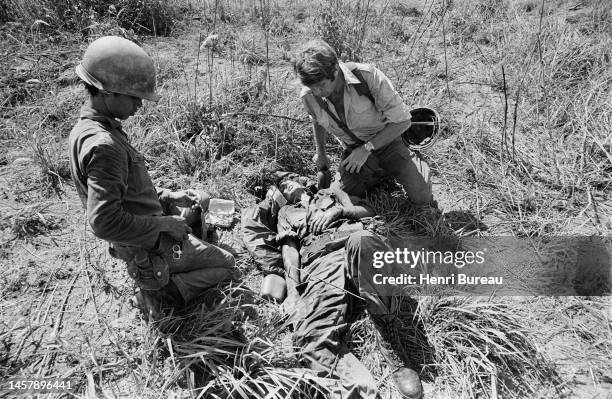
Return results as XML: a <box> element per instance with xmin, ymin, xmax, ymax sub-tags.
<box><xmin>157</xmin><ymin>188</ymin><xmax>210</xmax><ymax>210</ymax></box>
<box><xmin>86</xmin><ymin>143</ymin><xmax>190</xmax><ymax>248</ymax></box>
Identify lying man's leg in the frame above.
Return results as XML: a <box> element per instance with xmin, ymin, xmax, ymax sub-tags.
<box><xmin>344</xmin><ymin>230</ymin><xmax>398</xmax><ymax>315</ymax></box>
<box><xmin>292</xmin><ymin>250</ymin><xmax>378</xmax><ymax>399</ymax></box>
<box><xmin>345</xmin><ymin>230</ymin><xmax>424</xmax><ymax>399</ymax></box>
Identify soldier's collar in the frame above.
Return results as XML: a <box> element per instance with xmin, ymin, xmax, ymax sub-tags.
<box><xmin>79</xmin><ymin>105</ymin><xmax>123</xmax><ymax>130</ymax></box>
<box><xmin>338</xmin><ymin>62</ymin><xmax>361</xmax><ymax>86</ymax></box>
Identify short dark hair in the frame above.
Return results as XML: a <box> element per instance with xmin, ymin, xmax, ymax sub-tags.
<box><xmin>292</xmin><ymin>39</ymin><xmax>338</xmax><ymax>86</ymax></box>
<box><xmin>84</xmin><ymin>83</ymin><xmax>99</xmax><ymax>96</ymax></box>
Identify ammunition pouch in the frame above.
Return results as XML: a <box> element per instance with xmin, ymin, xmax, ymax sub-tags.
<box><xmin>109</xmin><ymin>234</ymin><xmax>174</xmax><ymax>291</ymax></box>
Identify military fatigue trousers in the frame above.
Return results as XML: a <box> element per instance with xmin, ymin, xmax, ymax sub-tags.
<box><xmin>291</xmin><ymin>230</ymin><xmax>399</xmax><ymax>398</ymax></box>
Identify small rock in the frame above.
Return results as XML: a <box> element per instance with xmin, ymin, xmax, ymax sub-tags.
<box><xmin>12</xmin><ymin>157</ymin><xmax>33</xmax><ymax>165</ymax></box>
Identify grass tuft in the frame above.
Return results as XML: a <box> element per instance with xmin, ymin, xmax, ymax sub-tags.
<box><xmin>417</xmin><ymin>297</ymin><xmax>561</xmax><ymax>398</ymax></box>
<box><xmin>2</xmin><ymin>202</ymin><xmax>64</xmax><ymax>240</ymax></box>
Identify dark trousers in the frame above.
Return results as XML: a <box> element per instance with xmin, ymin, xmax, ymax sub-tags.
<box><xmin>335</xmin><ymin>137</ymin><xmax>433</xmax><ymax>205</ymax></box>
<box><xmin>292</xmin><ymin>231</ymin><xmax>400</xmax><ymax>398</ymax></box>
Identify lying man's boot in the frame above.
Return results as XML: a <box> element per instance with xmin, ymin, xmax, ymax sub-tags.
<box><xmin>371</xmin><ymin>314</ymin><xmax>424</xmax><ymax>399</ymax></box>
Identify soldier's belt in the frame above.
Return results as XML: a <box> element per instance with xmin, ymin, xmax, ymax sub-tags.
<box><xmin>300</xmin><ymin>229</ymin><xmax>362</xmax><ymax>265</ymax></box>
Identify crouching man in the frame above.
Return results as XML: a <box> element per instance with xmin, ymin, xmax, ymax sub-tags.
<box><xmin>69</xmin><ymin>36</ymin><xmax>235</xmax><ymax>321</ymax></box>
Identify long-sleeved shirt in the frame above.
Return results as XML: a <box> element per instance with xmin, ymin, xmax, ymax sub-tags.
<box><xmin>300</xmin><ymin>62</ymin><xmax>411</xmax><ymax>147</ymax></box>
<box><xmin>69</xmin><ymin>105</ymin><xmax>166</xmax><ymax>249</ymax></box>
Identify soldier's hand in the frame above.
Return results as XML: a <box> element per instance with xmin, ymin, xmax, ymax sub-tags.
<box><xmin>168</xmin><ymin>190</ymin><xmax>200</xmax><ymax>208</ymax></box>
<box><xmin>341</xmin><ymin>146</ymin><xmax>370</xmax><ymax>174</ymax></box>
<box><xmin>309</xmin><ymin>206</ymin><xmax>343</xmax><ymax>235</ymax></box>
<box><xmin>160</xmin><ymin>215</ymin><xmax>191</xmax><ymax>241</ymax></box>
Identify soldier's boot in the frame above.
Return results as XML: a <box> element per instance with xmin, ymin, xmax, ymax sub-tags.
<box><xmin>131</xmin><ymin>281</ymin><xmax>185</xmax><ymax>322</ymax></box>
<box><xmin>371</xmin><ymin>314</ymin><xmax>423</xmax><ymax>399</ymax></box>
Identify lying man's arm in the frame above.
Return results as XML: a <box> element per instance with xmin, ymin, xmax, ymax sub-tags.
<box><xmin>260</xmin><ymin>232</ymin><xmax>301</xmax><ymax>307</ymax></box>
<box><xmin>281</xmin><ymin>234</ymin><xmax>300</xmax><ymax>304</ymax></box>
<box><xmin>260</xmin><ymin>205</ymin><xmax>304</xmax><ymax>303</ymax></box>
<box><xmin>333</xmin><ymin>185</ymin><xmax>375</xmax><ymax>219</ymax></box>
<box><xmin>309</xmin><ymin>187</ymin><xmax>375</xmax><ymax>234</ymax></box>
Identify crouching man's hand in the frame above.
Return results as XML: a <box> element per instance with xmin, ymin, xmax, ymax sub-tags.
<box><xmin>167</xmin><ymin>190</ymin><xmax>201</xmax><ymax>208</ymax></box>
<box><xmin>341</xmin><ymin>146</ymin><xmax>370</xmax><ymax>173</ymax></box>
<box><xmin>158</xmin><ymin>215</ymin><xmax>191</xmax><ymax>241</ymax></box>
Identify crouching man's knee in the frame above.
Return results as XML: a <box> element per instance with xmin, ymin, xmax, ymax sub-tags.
<box><xmin>217</xmin><ymin>253</ymin><xmax>239</xmax><ymax>282</ymax></box>
<box><xmin>221</xmin><ymin>251</ymin><xmax>236</xmax><ymax>269</ymax></box>
<box><xmin>408</xmin><ymin>190</ymin><xmax>434</xmax><ymax>207</ymax></box>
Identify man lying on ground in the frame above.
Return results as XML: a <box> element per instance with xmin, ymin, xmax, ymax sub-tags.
<box><xmin>242</xmin><ymin>179</ymin><xmax>423</xmax><ymax>399</ymax></box>
<box><xmin>69</xmin><ymin>36</ymin><xmax>235</xmax><ymax>321</ymax></box>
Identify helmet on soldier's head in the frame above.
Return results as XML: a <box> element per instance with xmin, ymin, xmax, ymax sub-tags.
<box><xmin>402</xmin><ymin>107</ymin><xmax>440</xmax><ymax>151</ymax></box>
<box><xmin>75</xmin><ymin>36</ymin><xmax>160</xmax><ymax>101</ymax></box>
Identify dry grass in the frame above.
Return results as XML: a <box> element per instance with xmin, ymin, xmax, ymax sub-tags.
<box><xmin>1</xmin><ymin>202</ymin><xmax>64</xmax><ymax>240</ymax></box>
<box><xmin>417</xmin><ymin>297</ymin><xmax>561</xmax><ymax>398</ymax></box>
<box><xmin>0</xmin><ymin>0</ymin><xmax>610</xmax><ymax>398</ymax></box>
<box><xmin>121</xmin><ymin>285</ymin><xmax>332</xmax><ymax>398</ymax></box>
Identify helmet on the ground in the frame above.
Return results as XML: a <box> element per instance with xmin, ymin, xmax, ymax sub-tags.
<box><xmin>402</xmin><ymin>107</ymin><xmax>440</xmax><ymax>151</ymax></box>
<box><xmin>75</xmin><ymin>36</ymin><xmax>160</xmax><ymax>101</ymax></box>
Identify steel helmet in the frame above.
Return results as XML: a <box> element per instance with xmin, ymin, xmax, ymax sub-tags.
<box><xmin>402</xmin><ymin>107</ymin><xmax>441</xmax><ymax>151</ymax></box>
<box><xmin>75</xmin><ymin>36</ymin><xmax>160</xmax><ymax>101</ymax></box>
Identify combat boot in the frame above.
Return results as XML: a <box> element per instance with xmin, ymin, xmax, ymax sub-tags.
<box><xmin>370</xmin><ymin>314</ymin><xmax>423</xmax><ymax>399</ymax></box>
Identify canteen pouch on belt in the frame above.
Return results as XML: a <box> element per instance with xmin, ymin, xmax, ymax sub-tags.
<box><xmin>110</xmin><ymin>236</ymin><xmax>171</xmax><ymax>291</ymax></box>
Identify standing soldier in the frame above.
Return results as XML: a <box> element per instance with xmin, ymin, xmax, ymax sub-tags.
<box><xmin>292</xmin><ymin>39</ymin><xmax>434</xmax><ymax>206</ymax></box>
<box><xmin>69</xmin><ymin>36</ymin><xmax>235</xmax><ymax>320</ymax></box>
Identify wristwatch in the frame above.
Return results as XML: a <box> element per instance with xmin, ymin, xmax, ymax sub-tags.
<box><xmin>364</xmin><ymin>141</ymin><xmax>375</xmax><ymax>152</ymax></box>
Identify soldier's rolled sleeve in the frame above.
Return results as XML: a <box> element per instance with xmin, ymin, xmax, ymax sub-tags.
<box><xmin>365</xmin><ymin>67</ymin><xmax>411</xmax><ymax>124</ymax></box>
<box><xmin>85</xmin><ymin>143</ymin><xmax>161</xmax><ymax>249</ymax></box>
